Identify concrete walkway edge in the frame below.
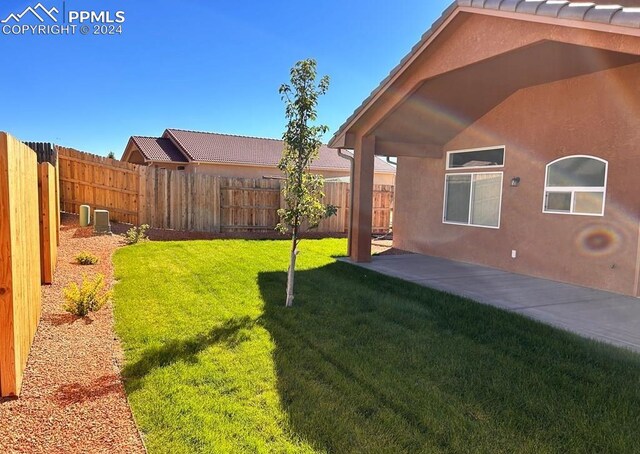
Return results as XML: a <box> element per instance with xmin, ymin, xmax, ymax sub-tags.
<box><xmin>342</xmin><ymin>253</ymin><xmax>640</xmax><ymax>352</ymax></box>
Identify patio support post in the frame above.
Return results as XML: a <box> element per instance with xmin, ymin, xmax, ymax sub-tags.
<box><xmin>350</xmin><ymin>135</ymin><xmax>375</xmax><ymax>262</ymax></box>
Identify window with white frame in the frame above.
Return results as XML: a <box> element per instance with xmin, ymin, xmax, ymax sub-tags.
<box><xmin>443</xmin><ymin>147</ymin><xmax>504</xmax><ymax>228</ymax></box>
<box><xmin>446</xmin><ymin>146</ymin><xmax>505</xmax><ymax>169</ymax></box>
<box><xmin>543</xmin><ymin>156</ymin><xmax>607</xmax><ymax>216</ymax></box>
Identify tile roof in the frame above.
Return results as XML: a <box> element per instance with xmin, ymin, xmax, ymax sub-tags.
<box><xmin>460</xmin><ymin>1</ymin><xmax>640</xmax><ymax>27</ymax></box>
<box><xmin>329</xmin><ymin>0</ymin><xmax>640</xmax><ymax>147</ymax></box>
<box><xmin>163</xmin><ymin>129</ymin><xmax>396</xmax><ymax>173</ymax></box>
<box><xmin>131</xmin><ymin>136</ymin><xmax>188</xmax><ymax>162</ymax></box>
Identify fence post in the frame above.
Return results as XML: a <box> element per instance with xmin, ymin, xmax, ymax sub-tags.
<box><xmin>340</xmin><ymin>183</ymin><xmax>347</xmax><ymax>233</ymax></box>
<box><xmin>54</xmin><ymin>153</ymin><xmax>61</xmax><ymax>246</ymax></box>
<box><xmin>138</xmin><ymin>166</ymin><xmax>147</xmax><ymax>225</ymax></box>
<box><xmin>38</xmin><ymin>163</ymin><xmax>56</xmax><ymax>284</ymax></box>
<box><xmin>214</xmin><ymin>176</ymin><xmax>221</xmax><ymax>233</ymax></box>
<box><xmin>278</xmin><ymin>180</ymin><xmax>285</xmax><ymax>223</ymax></box>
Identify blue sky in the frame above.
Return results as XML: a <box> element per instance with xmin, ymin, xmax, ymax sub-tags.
<box><xmin>0</xmin><ymin>0</ymin><xmax>452</xmax><ymax>156</ymax></box>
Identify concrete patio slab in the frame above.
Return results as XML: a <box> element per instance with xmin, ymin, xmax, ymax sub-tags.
<box><xmin>344</xmin><ymin>253</ymin><xmax>640</xmax><ymax>352</ymax></box>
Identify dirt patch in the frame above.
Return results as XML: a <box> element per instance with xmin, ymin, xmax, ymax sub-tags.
<box><xmin>0</xmin><ymin>215</ymin><xmax>145</xmax><ymax>453</ymax></box>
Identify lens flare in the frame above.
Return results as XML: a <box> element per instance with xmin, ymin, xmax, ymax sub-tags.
<box><xmin>575</xmin><ymin>225</ymin><xmax>622</xmax><ymax>257</ymax></box>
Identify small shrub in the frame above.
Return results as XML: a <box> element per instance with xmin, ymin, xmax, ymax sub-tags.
<box><xmin>75</xmin><ymin>251</ymin><xmax>99</xmax><ymax>265</ymax></box>
<box><xmin>123</xmin><ymin>224</ymin><xmax>150</xmax><ymax>245</ymax></box>
<box><xmin>62</xmin><ymin>274</ymin><xmax>112</xmax><ymax>317</ymax></box>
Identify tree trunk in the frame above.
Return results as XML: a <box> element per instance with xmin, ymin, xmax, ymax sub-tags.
<box><xmin>285</xmin><ymin>234</ymin><xmax>298</xmax><ymax>307</ymax></box>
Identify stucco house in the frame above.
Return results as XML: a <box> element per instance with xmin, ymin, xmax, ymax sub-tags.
<box><xmin>122</xmin><ymin>128</ymin><xmax>396</xmax><ymax>185</ymax></box>
<box><xmin>329</xmin><ymin>0</ymin><xmax>640</xmax><ymax>296</ymax></box>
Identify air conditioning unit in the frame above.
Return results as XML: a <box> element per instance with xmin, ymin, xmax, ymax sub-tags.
<box><xmin>79</xmin><ymin>205</ymin><xmax>91</xmax><ymax>227</ymax></box>
<box><xmin>94</xmin><ymin>210</ymin><xmax>111</xmax><ymax>234</ymax></box>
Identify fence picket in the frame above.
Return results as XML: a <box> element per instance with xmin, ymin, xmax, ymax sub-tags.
<box><xmin>58</xmin><ymin>148</ymin><xmax>393</xmax><ymax>234</ymax></box>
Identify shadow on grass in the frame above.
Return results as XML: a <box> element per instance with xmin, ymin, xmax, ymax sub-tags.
<box><xmin>257</xmin><ymin>262</ymin><xmax>640</xmax><ymax>453</ymax></box>
<box><xmin>122</xmin><ymin>316</ymin><xmax>256</xmax><ymax>393</ymax></box>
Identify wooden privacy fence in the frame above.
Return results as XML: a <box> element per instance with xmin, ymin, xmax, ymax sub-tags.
<box><xmin>58</xmin><ymin>148</ymin><xmax>394</xmax><ymax>234</ymax></box>
<box><xmin>58</xmin><ymin>147</ymin><xmax>140</xmax><ymax>225</ymax></box>
<box><xmin>0</xmin><ymin>132</ymin><xmax>40</xmax><ymax>397</ymax></box>
<box><xmin>25</xmin><ymin>142</ymin><xmax>57</xmax><ymax>166</ymax></box>
<box><xmin>31</xmin><ymin>142</ymin><xmax>61</xmax><ymax>265</ymax></box>
<box><xmin>38</xmin><ymin>162</ymin><xmax>59</xmax><ymax>284</ymax></box>
<box><xmin>0</xmin><ymin>134</ymin><xmax>60</xmax><ymax>397</ymax></box>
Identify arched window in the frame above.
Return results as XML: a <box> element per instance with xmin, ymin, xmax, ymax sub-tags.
<box><xmin>543</xmin><ymin>156</ymin><xmax>607</xmax><ymax>216</ymax></box>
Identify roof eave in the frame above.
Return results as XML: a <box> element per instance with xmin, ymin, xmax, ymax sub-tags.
<box><xmin>458</xmin><ymin>5</ymin><xmax>640</xmax><ymax>38</ymax></box>
<box><xmin>328</xmin><ymin>2</ymin><xmax>461</xmax><ymax>148</ymax></box>
<box><xmin>327</xmin><ymin>134</ymin><xmax>346</xmax><ymax>149</ymax></box>
<box><xmin>123</xmin><ymin>137</ymin><xmax>148</xmax><ymax>162</ymax></box>
<box><xmin>329</xmin><ymin>2</ymin><xmax>640</xmax><ymax>147</ymax></box>
<box><xmin>121</xmin><ymin>137</ymin><xmax>135</xmax><ymax>161</ymax></box>
<box><xmin>147</xmin><ymin>159</ymin><xmax>182</xmax><ymax>164</ymax></box>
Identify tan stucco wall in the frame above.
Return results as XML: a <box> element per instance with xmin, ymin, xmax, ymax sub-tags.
<box><xmin>394</xmin><ymin>63</ymin><xmax>640</xmax><ymax>296</ymax></box>
<box><xmin>185</xmin><ymin>163</ymin><xmax>395</xmax><ymax>185</ymax></box>
<box><xmin>150</xmin><ymin>162</ymin><xmax>187</xmax><ymax>171</ymax></box>
<box><xmin>375</xmin><ymin>172</ymin><xmax>395</xmax><ymax>186</ymax></box>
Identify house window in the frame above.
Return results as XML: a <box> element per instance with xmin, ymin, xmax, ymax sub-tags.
<box><xmin>443</xmin><ymin>146</ymin><xmax>504</xmax><ymax>228</ymax></box>
<box><xmin>443</xmin><ymin>172</ymin><xmax>503</xmax><ymax>228</ymax></box>
<box><xmin>177</xmin><ymin>166</ymin><xmax>186</xmax><ymax>171</ymax></box>
<box><xmin>543</xmin><ymin>156</ymin><xmax>607</xmax><ymax>216</ymax></box>
<box><xmin>446</xmin><ymin>146</ymin><xmax>505</xmax><ymax>170</ymax></box>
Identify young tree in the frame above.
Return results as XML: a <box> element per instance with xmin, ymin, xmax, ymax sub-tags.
<box><xmin>277</xmin><ymin>59</ymin><xmax>334</xmax><ymax>307</ymax></box>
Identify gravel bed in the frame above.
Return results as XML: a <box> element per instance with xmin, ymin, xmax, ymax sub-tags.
<box><xmin>0</xmin><ymin>215</ymin><xmax>145</xmax><ymax>454</ymax></box>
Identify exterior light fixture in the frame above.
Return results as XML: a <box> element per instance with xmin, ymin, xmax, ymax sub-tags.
<box><xmin>511</xmin><ymin>177</ymin><xmax>521</xmax><ymax>187</ymax></box>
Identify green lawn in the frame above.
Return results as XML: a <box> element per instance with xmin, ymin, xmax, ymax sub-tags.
<box><xmin>113</xmin><ymin>239</ymin><xmax>640</xmax><ymax>454</ymax></box>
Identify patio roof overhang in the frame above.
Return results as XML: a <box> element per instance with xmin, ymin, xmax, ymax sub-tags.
<box><xmin>329</xmin><ymin>7</ymin><xmax>640</xmax><ymax>157</ymax></box>
<box><xmin>364</xmin><ymin>40</ymin><xmax>640</xmax><ymax>158</ymax></box>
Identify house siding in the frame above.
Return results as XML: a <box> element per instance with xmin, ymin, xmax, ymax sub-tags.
<box><xmin>394</xmin><ymin>63</ymin><xmax>640</xmax><ymax>295</ymax></box>
<box><xmin>144</xmin><ymin>162</ymin><xmax>395</xmax><ymax>185</ymax></box>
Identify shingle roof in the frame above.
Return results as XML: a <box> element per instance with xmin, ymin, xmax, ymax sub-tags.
<box><xmin>131</xmin><ymin>136</ymin><xmax>188</xmax><ymax>162</ymax></box>
<box><xmin>163</xmin><ymin>129</ymin><xmax>396</xmax><ymax>173</ymax></box>
<box><xmin>329</xmin><ymin>0</ymin><xmax>640</xmax><ymax>147</ymax></box>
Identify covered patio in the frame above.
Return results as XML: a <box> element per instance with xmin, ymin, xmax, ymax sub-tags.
<box><xmin>349</xmin><ymin>252</ymin><xmax>640</xmax><ymax>352</ymax></box>
<box><xmin>329</xmin><ymin>3</ymin><xmax>640</xmax><ymax>267</ymax></box>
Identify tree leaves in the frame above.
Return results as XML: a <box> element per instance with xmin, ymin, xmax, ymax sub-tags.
<box><xmin>277</xmin><ymin>59</ymin><xmax>334</xmax><ymax>237</ymax></box>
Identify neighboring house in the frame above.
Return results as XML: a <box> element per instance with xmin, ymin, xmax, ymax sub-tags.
<box><xmin>328</xmin><ymin>0</ymin><xmax>640</xmax><ymax>296</ymax></box>
<box><xmin>121</xmin><ymin>129</ymin><xmax>396</xmax><ymax>185</ymax></box>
